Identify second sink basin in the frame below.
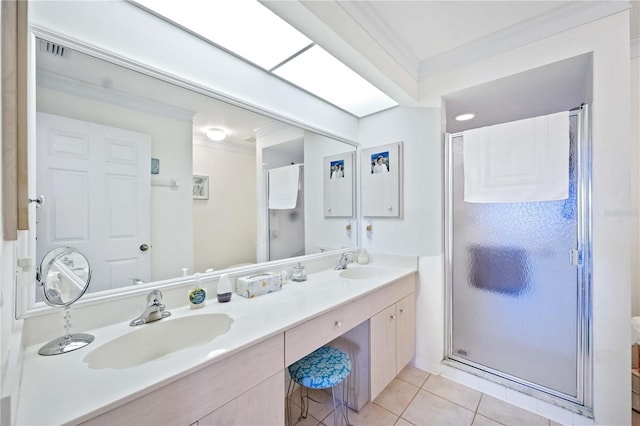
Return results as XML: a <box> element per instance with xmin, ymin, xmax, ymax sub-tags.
<box><xmin>83</xmin><ymin>313</ymin><xmax>233</xmax><ymax>369</ymax></box>
<box><xmin>339</xmin><ymin>266</ymin><xmax>386</xmax><ymax>280</ymax></box>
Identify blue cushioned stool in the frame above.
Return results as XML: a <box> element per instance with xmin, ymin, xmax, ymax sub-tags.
<box><xmin>287</xmin><ymin>346</ymin><xmax>352</xmax><ymax>426</ymax></box>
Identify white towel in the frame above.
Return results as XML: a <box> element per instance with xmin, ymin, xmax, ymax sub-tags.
<box><xmin>268</xmin><ymin>165</ymin><xmax>300</xmax><ymax>209</ymax></box>
<box><xmin>463</xmin><ymin>111</ymin><xmax>569</xmax><ymax>203</ymax></box>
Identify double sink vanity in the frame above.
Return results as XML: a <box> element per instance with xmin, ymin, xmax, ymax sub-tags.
<box><xmin>16</xmin><ymin>253</ymin><xmax>417</xmax><ymax>425</ymax></box>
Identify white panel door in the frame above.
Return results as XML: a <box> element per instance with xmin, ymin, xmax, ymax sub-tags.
<box><xmin>36</xmin><ymin>112</ymin><xmax>151</xmax><ymax>292</ymax></box>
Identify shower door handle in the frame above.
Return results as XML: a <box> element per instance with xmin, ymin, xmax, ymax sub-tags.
<box><xmin>570</xmin><ymin>248</ymin><xmax>583</xmax><ymax>267</ymax></box>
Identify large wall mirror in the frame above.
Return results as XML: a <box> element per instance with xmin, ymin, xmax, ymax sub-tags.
<box><xmin>26</xmin><ymin>36</ymin><xmax>357</xmax><ymax>308</ymax></box>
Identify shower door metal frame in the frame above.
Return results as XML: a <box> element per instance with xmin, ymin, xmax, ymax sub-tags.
<box><xmin>443</xmin><ymin>105</ymin><xmax>593</xmax><ymax>414</ymax></box>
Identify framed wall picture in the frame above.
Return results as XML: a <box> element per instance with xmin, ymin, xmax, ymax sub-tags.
<box><xmin>361</xmin><ymin>142</ymin><xmax>403</xmax><ymax>217</ymax></box>
<box><xmin>193</xmin><ymin>175</ymin><xmax>209</xmax><ymax>200</ymax></box>
<box><xmin>323</xmin><ymin>152</ymin><xmax>354</xmax><ymax>217</ymax></box>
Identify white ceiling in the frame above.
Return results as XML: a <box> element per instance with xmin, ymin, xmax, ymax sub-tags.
<box><xmin>265</xmin><ymin>0</ymin><xmax>638</xmax><ymax>105</ymax></box>
<box><xmin>343</xmin><ymin>1</ymin><xmax>576</xmax><ymax>61</ymax></box>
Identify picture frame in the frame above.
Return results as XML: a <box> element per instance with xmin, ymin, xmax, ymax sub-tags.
<box><xmin>323</xmin><ymin>152</ymin><xmax>354</xmax><ymax>217</ymax></box>
<box><xmin>193</xmin><ymin>175</ymin><xmax>209</xmax><ymax>200</ymax></box>
<box><xmin>361</xmin><ymin>142</ymin><xmax>403</xmax><ymax>217</ymax></box>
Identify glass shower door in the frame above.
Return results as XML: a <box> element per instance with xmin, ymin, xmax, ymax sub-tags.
<box><xmin>447</xmin><ymin>112</ymin><xmax>589</xmax><ymax>403</ymax></box>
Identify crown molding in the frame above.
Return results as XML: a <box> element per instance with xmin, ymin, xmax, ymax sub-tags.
<box><xmin>337</xmin><ymin>1</ymin><xmax>419</xmax><ymax>80</ymax></box>
<box><xmin>632</xmin><ymin>37</ymin><xmax>640</xmax><ymax>59</ymax></box>
<box><xmin>193</xmin><ymin>135</ymin><xmax>255</xmax><ymax>155</ymax></box>
<box><xmin>418</xmin><ymin>1</ymin><xmax>631</xmax><ymax>80</ymax></box>
<box><xmin>36</xmin><ymin>69</ymin><xmax>196</xmax><ymax>122</ymax></box>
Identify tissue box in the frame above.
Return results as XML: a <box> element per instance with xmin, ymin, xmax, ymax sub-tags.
<box><xmin>236</xmin><ymin>273</ymin><xmax>282</xmax><ymax>298</ymax></box>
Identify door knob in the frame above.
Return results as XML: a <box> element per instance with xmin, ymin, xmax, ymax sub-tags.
<box><xmin>140</xmin><ymin>244</ymin><xmax>150</xmax><ymax>252</ymax></box>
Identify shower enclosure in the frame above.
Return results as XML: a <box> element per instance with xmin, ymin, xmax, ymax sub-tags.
<box><xmin>444</xmin><ymin>106</ymin><xmax>592</xmax><ymax>410</ymax></box>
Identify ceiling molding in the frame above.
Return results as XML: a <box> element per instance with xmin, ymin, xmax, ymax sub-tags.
<box><xmin>36</xmin><ymin>69</ymin><xmax>196</xmax><ymax>122</ymax></box>
<box><xmin>193</xmin><ymin>135</ymin><xmax>255</xmax><ymax>155</ymax></box>
<box><xmin>632</xmin><ymin>37</ymin><xmax>640</xmax><ymax>59</ymax></box>
<box><xmin>418</xmin><ymin>0</ymin><xmax>631</xmax><ymax>80</ymax></box>
<box><xmin>337</xmin><ymin>1</ymin><xmax>419</xmax><ymax>80</ymax></box>
<box><xmin>262</xmin><ymin>0</ymin><xmax>418</xmax><ymax>104</ymax></box>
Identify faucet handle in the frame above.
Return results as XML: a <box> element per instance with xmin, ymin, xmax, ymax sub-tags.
<box><xmin>147</xmin><ymin>289</ymin><xmax>163</xmax><ymax>305</ymax></box>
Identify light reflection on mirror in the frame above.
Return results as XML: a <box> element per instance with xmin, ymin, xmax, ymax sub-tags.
<box><xmin>33</xmin><ymin>38</ymin><xmax>357</xmax><ymax>302</ymax></box>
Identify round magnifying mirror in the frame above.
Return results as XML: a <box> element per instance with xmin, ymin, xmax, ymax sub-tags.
<box><xmin>37</xmin><ymin>247</ymin><xmax>94</xmax><ymax>355</ymax></box>
<box><xmin>38</xmin><ymin>247</ymin><xmax>92</xmax><ymax>307</ymax></box>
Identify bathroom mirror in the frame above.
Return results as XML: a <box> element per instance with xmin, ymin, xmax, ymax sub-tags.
<box><xmin>27</xmin><ymin>36</ymin><xmax>357</xmax><ymax>307</ymax></box>
<box><xmin>37</xmin><ymin>246</ymin><xmax>95</xmax><ymax>355</ymax></box>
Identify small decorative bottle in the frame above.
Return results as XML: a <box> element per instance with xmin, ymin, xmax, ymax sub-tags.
<box><xmin>188</xmin><ymin>273</ymin><xmax>206</xmax><ymax>309</ymax></box>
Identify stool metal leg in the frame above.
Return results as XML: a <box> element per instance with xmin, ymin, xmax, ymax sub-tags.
<box><xmin>330</xmin><ymin>380</ymin><xmax>352</xmax><ymax>426</ymax></box>
<box><xmin>286</xmin><ymin>378</ymin><xmax>295</xmax><ymax>426</ymax></box>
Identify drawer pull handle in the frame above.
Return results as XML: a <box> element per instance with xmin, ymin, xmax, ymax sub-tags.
<box><xmin>390</xmin><ymin>315</ymin><xmax>396</xmax><ymax>320</ymax></box>
<box><xmin>335</xmin><ymin>321</ymin><xmax>342</xmax><ymax>328</ymax></box>
<box><xmin>399</xmin><ymin>309</ymin><xmax>406</xmax><ymax>314</ymax></box>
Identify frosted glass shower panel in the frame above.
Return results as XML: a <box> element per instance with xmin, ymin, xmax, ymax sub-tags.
<box><xmin>450</xmin><ymin>117</ymin><xmax>579</xmax><ymax>398</ymax></box>
<box><xmin>323</xmin><ymin>152</ymin><xmax>354</xmax><ymax>217</ymax></box>
<box><xmin>361</xmin><ymin>142</ymin><xmax>402</xmax><ymax>217</ymax></box>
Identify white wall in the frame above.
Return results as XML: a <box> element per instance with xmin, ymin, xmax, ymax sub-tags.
<box><xmin>358</xmin><ymin>106</ymin><xmax>443</xmax><ymax>373</ymax></box>
<box><xmin>192</xmin><ymin>143</ymin><xmax>257</xmax><ymax>271</ymax></box>
<box><xmin>304</xmin><ymin>131</ymin><xmax>357</xmax><ymax>253</ymax></box>
<box><xmin>36</xmin><ymin>88</ymin><xmax>194</xmax><ymax>283</ymax></box>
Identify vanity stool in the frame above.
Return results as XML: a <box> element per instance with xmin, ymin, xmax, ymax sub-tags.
<box><xmin>287</xmin><ymin>346</ymin><xmax>352</xmax><ymax>426</ymax></box>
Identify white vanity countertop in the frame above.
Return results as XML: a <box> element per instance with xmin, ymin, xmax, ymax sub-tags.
<box><xmin>15</xmin><ymin>261</ymin><xmax>417</xmax><ymax>426</ymax></box>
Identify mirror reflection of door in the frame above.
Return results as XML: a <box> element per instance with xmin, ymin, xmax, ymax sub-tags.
<box><xmin>36</xmin><ymin>112</ymin><xmax>151</xmax><ymax>292</ymax></box>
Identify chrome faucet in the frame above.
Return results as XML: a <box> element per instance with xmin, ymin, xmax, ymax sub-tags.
<box><xmin>334</xmin><ymin>252</ymin><xmax>353</xmax><ymax>270</ymax></box>
<box><xmin>130</xmin><ymin>289</ymin><xmax>171</xmax><ymax>326</ymax></box>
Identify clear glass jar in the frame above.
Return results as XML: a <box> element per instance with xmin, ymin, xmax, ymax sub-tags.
<box><xmin>356</xmin><ymin>249</ymin><xmax>369</xmax><ymax>265</ymax></box>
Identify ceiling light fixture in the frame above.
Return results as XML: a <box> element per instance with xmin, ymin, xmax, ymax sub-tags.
<box><xmin>454</xmin><ymin>113</ymin><xmax>476</xmax><ymax>121</ymax></box>
<box><xmin>206</xmin><ymin>128</ymin><xmax>227</xmax><ymax>141</ymax></box>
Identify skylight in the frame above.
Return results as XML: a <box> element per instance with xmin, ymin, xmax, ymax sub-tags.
<box><xmin>273</xmin><ymin>45</ymin><xmax>397</xmax><ymax>118</ymax></box>
<box><xmin>131</xmin><ymin>0</ymin><xmax>397</xmax><ymax>117</ymax></box>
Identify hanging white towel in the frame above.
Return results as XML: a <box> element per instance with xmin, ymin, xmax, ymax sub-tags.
<box><xmin>463</xmin><ymin>111</ymin><xmax>569</xmax><ymax>203</ymax></box>
<box><xmin>268</xmin><ymin>165</ymin><xmax>300</xmax><ymax>209</ymax></box>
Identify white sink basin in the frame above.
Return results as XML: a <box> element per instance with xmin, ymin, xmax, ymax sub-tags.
<box><xmin>83</xmin><ymin>313</ymin><xmax>233</xmax><ymax>369</ymax></box>
<box><xmin>339</xmin><ymin>266</ymin><xmax>386</xmax><ymax>280</ymax></box>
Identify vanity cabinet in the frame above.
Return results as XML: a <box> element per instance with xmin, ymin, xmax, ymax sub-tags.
<box><xmin>370</xmin><ymin>292</ymin><xmax>416</xmax><ymax>400</ymax></box>
<box><xmin>81</xmin><ymin>334</ymin><xmax>284</xmax><ymax>426</ymax></box>
<box><xmin>78</xmin><ymin>273</ymin><xmax>416</xmax><ymax>426</ymax></box>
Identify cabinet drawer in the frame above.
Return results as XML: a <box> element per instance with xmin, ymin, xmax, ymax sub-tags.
<box><xmin>284</xmin><ymin>273</ymin><xmax>417</xmax><ymax>366</ymax></box>
<box><xmin>285</xmin><ymin>296</ymin><xmax>370</xmax><ymax>366</ymax></box>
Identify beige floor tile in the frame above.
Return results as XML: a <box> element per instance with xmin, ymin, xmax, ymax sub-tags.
<box><xmin>473</xmin><ymin>414</ymin><xmax>504</xmax><ymax>426</ymax></box>
<box><xmin>422</xmin><ymin>375</ymin><xmax>482</xmax><ymax>411</ymax></box>
<box><xmin>395</xmin><ymin>417</ymin><xmax>416</xmax><ymax>426</ymax></box>
<box><xmin>322</xmin><ymin>403</ymin><xmax>398</xmax><ymax>426</ymax></box>
<box><xmin>402</xmin><ymin>389</ymin><xmax>475</xmax><ymax>426</ymax></box>
<box><xmin>374</xmin><ymin>378</ymin><xmax>420</xmax><ymax>416</ymax></box>
<box><xmin>477</xmin><ymin>395</ymin><xmax>549</xmax><ymax>426</ymax></box>
<box><xmin>549</xmin><ymin>422</ymin><xmax>564</xmax><ymax>426</ymax></box>
<box><xmin>397</xmin><ymin>365</ymin><xmax>430</xmax><ymax>387</ymax></box>
<box><xmin>290</xmin><ymin>388</ymin><xmax>335</xmax><ymax>424</ymax></box>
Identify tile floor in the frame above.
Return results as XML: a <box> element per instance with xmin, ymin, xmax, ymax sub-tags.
<box><xmin>286</xmin><ymin>365</ymin><xmax>561</xmax><ymax>426</ymax></box>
